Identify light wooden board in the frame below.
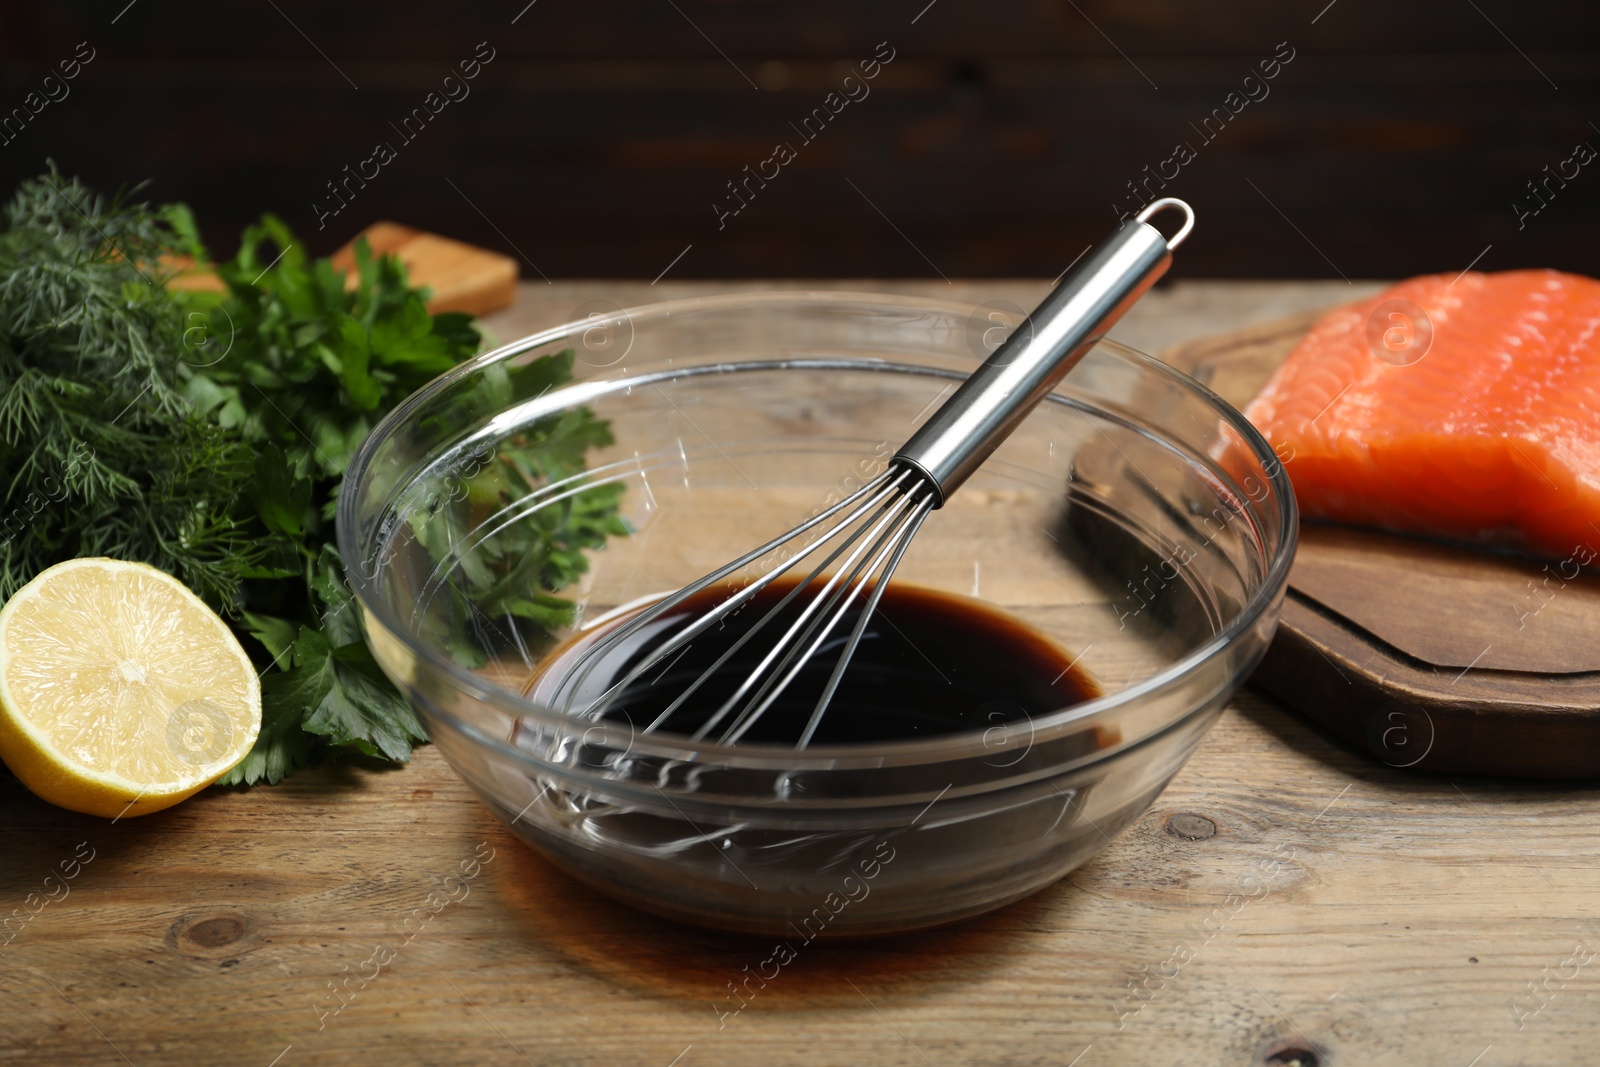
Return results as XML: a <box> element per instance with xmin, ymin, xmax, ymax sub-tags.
<box><xmin>1</xmin><ymin>281</ymin><xmax>1596</xmax><ymax>1067</ymax></box>
<box><xmin>166</xmin><ymin>223</ymin><xmax>518</xmax><ymax>316</ymax></box>
<box><xmin>327</xmin><ymin>222</ymin><xmax>517</xmax><ymax>316</ymax></box>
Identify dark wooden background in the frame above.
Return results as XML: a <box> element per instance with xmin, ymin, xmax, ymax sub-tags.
<box><xmin>1</xmin><ymin>1</ymin><xmax>1596</xmax><ymax>280</ymax></box>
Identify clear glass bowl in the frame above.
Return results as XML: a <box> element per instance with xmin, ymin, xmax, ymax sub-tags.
<box><xmin>338</xmin><ymin>292</ymin><xmax>1297</xmax><ymax>936</ymax></box>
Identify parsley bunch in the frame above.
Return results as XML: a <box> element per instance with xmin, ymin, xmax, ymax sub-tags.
<box><xmin>186</xmin><ymin>215</ymin><xmax>486</xmax><ymax>785</ymax></box>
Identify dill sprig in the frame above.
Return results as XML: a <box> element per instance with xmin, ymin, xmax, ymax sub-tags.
<box><xmin>0</xmin><ymin>165</ymin><xmax>267</xmax><ymax>609</ymax></box>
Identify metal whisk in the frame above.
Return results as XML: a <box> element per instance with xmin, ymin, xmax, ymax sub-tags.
<box><xmin>558</xmin><ymin>199</ymin><xmax>1194</xmax><ymax>747</ymax></box>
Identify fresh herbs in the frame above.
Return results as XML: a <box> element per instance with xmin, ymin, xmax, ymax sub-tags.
<box><xmin>0</xmin><ymin>167</ymin><xmax>626</xmax><ymax>788</ymax></box>
<box><xmin>183</xmin><ymin>215</ymin><xmax>485</xmax><ymax>785</ymax></box>
<box><xmin>0</xmin><ymin>169</ymin><xmax>265</xmax><ymax>610</ymax></box>
<box><xmin>407</xmin><ymin>351</ymin><xmax>629</xmax><ymax>668</ymax></box>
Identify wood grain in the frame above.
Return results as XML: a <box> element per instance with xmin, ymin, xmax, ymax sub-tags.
<box><xmin>4</xmin><ymin>695</ymin><xmax>1598</xmax><ymax>1066</ymax></box>
<box><xmin>2</xmin><ymin>282</ymin><xmax>1598</xmax><ymax>1066</ymax></box>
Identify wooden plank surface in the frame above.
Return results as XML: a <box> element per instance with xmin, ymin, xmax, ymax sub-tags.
<box><xmin>3</xmin><ymin>280</ymin><xmax>1597</xmax><ymax>1067</ymax></box>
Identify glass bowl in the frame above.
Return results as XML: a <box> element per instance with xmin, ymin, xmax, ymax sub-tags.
<box><xmin>338</xmin><ymin>292</ymin><xmax>1296</xmax><ymax>936</ymax></box>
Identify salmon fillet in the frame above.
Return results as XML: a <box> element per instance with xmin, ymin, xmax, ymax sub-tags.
<box><xmin>1244</xmin><ymin>269</ymin><xmax>1600</xmax><ymax>559</ymax></box>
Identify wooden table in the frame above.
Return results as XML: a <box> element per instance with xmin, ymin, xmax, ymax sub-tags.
<box><xmin>5</xmin><ymin>280</ymin><xmax>1595</xmax><ymax>1067</ymax></box>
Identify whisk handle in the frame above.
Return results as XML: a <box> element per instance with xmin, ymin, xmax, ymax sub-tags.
<box><xmin>894</xmin><ymin>198</ymin><xmax>1194</xmax><ymax>505</ymax></box>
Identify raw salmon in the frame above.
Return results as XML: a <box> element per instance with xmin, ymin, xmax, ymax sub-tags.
<box><xmin>1244</xmin><ymin>269</ymin><xmax>1600</xmax><ymax>559</ymax></box>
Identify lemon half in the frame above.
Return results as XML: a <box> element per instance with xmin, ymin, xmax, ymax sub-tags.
<box><xmin>0</xmin><ymin>558</ymin><xmax>261</xmax><ymax>817</ymax></box>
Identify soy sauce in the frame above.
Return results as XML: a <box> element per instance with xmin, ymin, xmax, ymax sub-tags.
<box><xmin>528</xmin><ymin>578</ymin><xmax>1099</xmax><ymax>746</ymax></box>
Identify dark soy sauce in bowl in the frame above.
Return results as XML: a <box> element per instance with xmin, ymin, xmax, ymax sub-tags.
<box><xmin>527</xmin><ymin>578</ymin><xmax>1099</xmax><ymax>745</ymax></box>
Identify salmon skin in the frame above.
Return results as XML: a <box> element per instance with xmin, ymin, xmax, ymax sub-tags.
<box><xmin>1244</xmin><ymin>269</ymin><xmax>1600</xmax><ymax>560</ymax></box>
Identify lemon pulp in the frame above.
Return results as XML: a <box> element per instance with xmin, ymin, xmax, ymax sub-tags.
<box><xmin>0</xmin><ymin>558</ymin><xmax>261</xmax><ymax>817</ymax></box>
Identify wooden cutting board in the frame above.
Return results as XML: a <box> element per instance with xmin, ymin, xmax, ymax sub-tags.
<box><xmin>1162</xmin><ymin>312</ymin><xmax>1600</xmax><ymax>779</ymax></box>
<box><xmin>326</xmin><ymin>221</ymin><xmax>518</xmax><ymax>315</ymax></box>
<box><xmin>167</xmin><ymin>222</ymin><xmax>518</xmax><ymax>316</ymax></box>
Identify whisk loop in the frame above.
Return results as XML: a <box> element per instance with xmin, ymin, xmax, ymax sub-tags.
<box><xmin>557</xmin><ymin>199</ymin><xmax>1195</xmax><ymax>746</ymax></box>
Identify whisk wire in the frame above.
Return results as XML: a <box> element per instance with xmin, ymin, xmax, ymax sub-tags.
<box><xmin>642</xmin><ymin>475</ymin><xmax>918</xmax><ymax>734</ymax></box>
<box><xmin>686</xmin><ymin>479</ymin><xmax>928</xmax><ymax>742</ymax></box>
<box><xmin>708</xmin><ymin>484</ymin><xmax>929</xmax><ymax>743</ymax></box>
<box><xmin>567</xmin><ymin>467</ymin><xmax>906</xmax><ymax>721</ymax></box>
<box><xmin>725</xmin><ymin>488</ymin><xmax>935</xmax><ymax>746</ymax></box>
<box><xmin>795</xmin><ymin>495</ymin><xmax>933</xmax><ymax>748</ymax></box>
